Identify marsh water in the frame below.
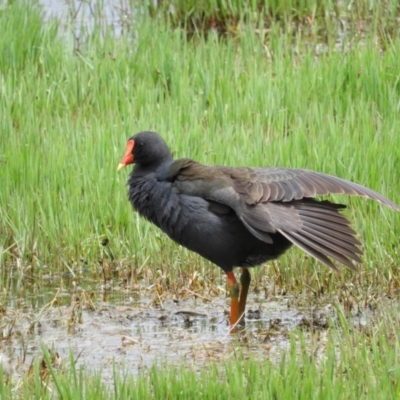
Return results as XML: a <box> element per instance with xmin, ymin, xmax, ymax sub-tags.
<box><xmin>1</xmin><ymin>263</ymin><xmax>375</xmax><ymax>382</ymax></box>
<box><xmin>38</xmin><ymin>0</ymin><xmax>136</xmax><ymax>38</ymax></box>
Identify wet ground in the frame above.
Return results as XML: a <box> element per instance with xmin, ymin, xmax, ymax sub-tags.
<box><xmin>0</xmin><ymin>269</ymin><xmax>378</xmax><ymax>382</ymax></box>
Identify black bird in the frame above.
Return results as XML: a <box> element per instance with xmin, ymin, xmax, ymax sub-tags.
<box><xmin>118</xmin><ymin>131</ymin><xmax>399</xmax><ymax>327</ymax></box>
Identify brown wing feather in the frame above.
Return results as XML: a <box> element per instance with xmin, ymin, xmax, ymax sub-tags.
<box><xmin>232</xmin><ymin>167</ymin><xmax>400</xmax><ymax>211</ymax></box>
<box><xmin>237</xmin><ymin>200</ymin><xmax>362</xmax><ymax>271</ymax></box>
<box><xmin>171</xmin><ymin>161</ymin><xmax>399</xmax><ymax>211</ymax></box>
<box><xmin>170</xmin><ymin>160</ymin><xmax>399</xmax><ymax>271</ymax></box>
<box><xmin>266</xmin><ymin>200</ymin><xmax>363</xmax><ymax>271</ymax></box>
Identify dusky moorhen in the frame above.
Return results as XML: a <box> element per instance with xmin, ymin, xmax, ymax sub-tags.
<box><xmin>118</xmin><ymin>131</ymin><xmax>399</xmax><ymax>327</ymax></box>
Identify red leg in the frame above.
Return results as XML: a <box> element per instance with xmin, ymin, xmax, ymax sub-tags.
<box><xmin>239</xmin><ymin>268</ymin><xmax>251</xmax><ymax>320</ymax></box>
<box><xmin>226</xmin><ymin>271</ymin><xmax>240</xmax><ymax>326</ymax></box>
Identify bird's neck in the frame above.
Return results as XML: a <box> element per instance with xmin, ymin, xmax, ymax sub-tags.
<box><xmin>131</xmin><ymin>158</ymin><xmax>173</xmax><ymax>177</ymax></box>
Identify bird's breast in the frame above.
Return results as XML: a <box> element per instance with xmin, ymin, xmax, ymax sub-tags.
<box><xmin>128</xmin><ymin>177</ymin><xmax>205</xmax><ymax>244</ymax></box>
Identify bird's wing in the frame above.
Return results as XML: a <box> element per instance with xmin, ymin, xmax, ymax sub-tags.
<box><xmin>229</xmin><ymin>166</ymin><xmax>400</xmax><ymax>210</ymax></box>
<box><xmin>169</xmin><ymin>160</ymin><xmax>398</xmax><ymax>271</ymax></box>
<box><xmin>228</xmin><ymin>166</ymin><xmax>398</xmax><ymax>270</ymax></box>
<box><xmin>260</xmin><ymin>199</ymin><xmax>362</xmax><ymax>271</ymax></box>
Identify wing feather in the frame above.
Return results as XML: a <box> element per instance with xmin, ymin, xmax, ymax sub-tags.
<box><xmin>235</xmin><ymin>167</ymin><xmax>400</xmax><ymax>210</ymax></box>
<box><xmin>170</xmin><ymin>160</ymin><xmax>399</xmax><ymax>271</ymax></box>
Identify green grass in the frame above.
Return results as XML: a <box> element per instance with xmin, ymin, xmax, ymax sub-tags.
<box><xmin>0</xmin><ymin>1</ymin><xmax>398</xmax><ymax>288</ymax></box>
<box><xmin>0</xmin><ymin>0</ymin><xmax>400</xmax><ymax>397</ymax></box>
<box><xmin>149</xmin><ymin>0</ymin><xmax>400</xmax><ymax>42</ymax></box>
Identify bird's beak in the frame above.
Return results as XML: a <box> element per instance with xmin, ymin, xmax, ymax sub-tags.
<box><xmin>117</xmin><ymin>163</ymin><xmax>127</xmax><ymax>172</ymax></box>
<box><xmin>117</xmin><ymin>139</ymin><xmax>135</xmax><ymax>172</ymax></box>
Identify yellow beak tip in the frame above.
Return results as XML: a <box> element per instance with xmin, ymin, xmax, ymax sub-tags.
<box><xmin>117</xmin><ymin>163</ymin><xmax>126</xmax><ymax>172</ymax></box>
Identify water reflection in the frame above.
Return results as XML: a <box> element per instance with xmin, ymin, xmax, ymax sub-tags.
<box><xmin>39</xmin><ymin>0</ymin><xmax>135</xmax><ymax>37</ymax></box>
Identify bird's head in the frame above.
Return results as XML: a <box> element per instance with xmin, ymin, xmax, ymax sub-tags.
<box><xmin>118</xmin><ymin>131</ymin><xmax>172</xmax><ymax>171</ymax></box>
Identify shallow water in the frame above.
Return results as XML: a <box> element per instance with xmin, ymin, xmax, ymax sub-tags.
<box><xmin>38</xmin><ymin>0</ymin><xmax>135</xmax><ymax>37</ymax></box>
<box><xmin>0</xmin><ymin>270</ymin><xmax>354</xmax><ymax>382</ymax></box>
<box><xmin>2</xmin><ymin>256</ymin><xmax>383</xmax><ymax>383</ymax></box>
